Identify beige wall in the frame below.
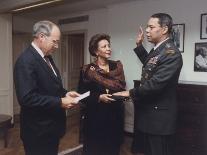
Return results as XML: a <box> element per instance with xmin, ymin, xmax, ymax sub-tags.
<box><xmin>0</xmin><ymin>14</ymin><xmax>13</xmax><ymax>117</ymax></box>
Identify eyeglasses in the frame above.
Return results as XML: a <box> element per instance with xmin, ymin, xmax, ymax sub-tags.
<box><xmin>51</xmin><ymin>39</ymin><xmax>59</xmax><ymax>46</ymax></box>
<box><xmin>43</xmin><ymin>34</ymin><xmax>60</xmax><ymax>46</ymax></box>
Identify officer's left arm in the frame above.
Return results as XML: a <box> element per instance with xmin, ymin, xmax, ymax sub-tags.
<box><xmin>130</xmin><ymin>51</ymin><xmax>183</xmax><ymax>98</ymax></box>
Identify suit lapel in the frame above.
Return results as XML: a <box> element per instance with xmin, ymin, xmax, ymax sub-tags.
<box><xmin>29</xmin><ymin>46</ymin><xmax>62</xmax><ymax>84</ymax></box>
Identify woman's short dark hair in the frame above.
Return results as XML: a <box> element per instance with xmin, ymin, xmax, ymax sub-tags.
<box><xmin>89</xmin><ymin>33</ymin><xmax>111</xmax><ymax>57</ymax></box>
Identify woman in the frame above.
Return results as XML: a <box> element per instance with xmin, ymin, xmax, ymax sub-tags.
<box><xmin>78</xmin><ymin>33</ymin><xmax>126</xmax><ymax>155</ymax></box>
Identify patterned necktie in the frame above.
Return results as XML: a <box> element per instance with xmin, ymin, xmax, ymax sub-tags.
<box><xmin>44</xmin><ymin>56</ymin><xmax>52</xmax><ymax>69</ymax></box>
<box><xmin>44</xmin><ymin>55</ymin><xmax>57</xmax><ymax>76</ymax></box>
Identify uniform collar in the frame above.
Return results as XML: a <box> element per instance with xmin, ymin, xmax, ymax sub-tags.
<box><xmin>154</xmin><ymin>37</ymin><xmax>169</xmax><ymax>50</ymax></box>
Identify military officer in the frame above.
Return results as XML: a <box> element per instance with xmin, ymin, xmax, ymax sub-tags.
<box><xmin>113</xmin><ymin>13</ymin><xmax>183</xmax><ymax>155</ymax></box>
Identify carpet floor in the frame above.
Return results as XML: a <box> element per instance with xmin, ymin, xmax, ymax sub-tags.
<box><xmin>0</xmin><ymin>108</ymin><xmax>133</xmax><ymax>155</ymax></box>
<box><xmin>0</xmin><ymin>109</ymin><xmax>80</xmax><ymax>155</ymax></box>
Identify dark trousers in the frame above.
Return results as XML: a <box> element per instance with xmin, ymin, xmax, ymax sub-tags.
<box><xmin>83</xmin><ymin>137</ymin><xmax>120</xmax><ymax>155</ymax></box>
<box><xmin>22</xmin><ymin>138</ymin><xmax>59</xmax><ymax>155</ymax></box>
<box><xmin>132</xmin><ymin>130</ymin><xmax>175</xmax><ymax>155</ymax></box>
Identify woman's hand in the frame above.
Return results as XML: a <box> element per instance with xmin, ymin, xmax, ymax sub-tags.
<box><xmin>113</xmin><ymin>91</ymin><xmax>130</xmax><ymax>97</ymax></box>
<box><xmin>99</xmin><ymin>94</ymin><xmax>115</xmax><ymax>103</ymax></box>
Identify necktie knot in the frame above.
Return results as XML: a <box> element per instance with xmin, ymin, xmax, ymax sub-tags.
<box><xmin>44</xmin><ymin>55</ymin><xmax>51</xmax><ymax>59</ymax></box>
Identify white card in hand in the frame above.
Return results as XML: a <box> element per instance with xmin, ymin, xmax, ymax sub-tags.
<box><xmin>74</xmin><ymin>91</ymin><xmax>90</xmax><ymax>103</ymax></box>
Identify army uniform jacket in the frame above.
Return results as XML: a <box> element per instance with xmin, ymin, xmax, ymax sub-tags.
<box><xmin>129</xmin><ymin>39</ymin><xmax>183</xmax><ymax>135</ymax></box>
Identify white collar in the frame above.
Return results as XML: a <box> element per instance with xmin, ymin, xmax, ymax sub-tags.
<box><xmin>31</xmin><ymin>42</ymin><xmax>45</xmax><ymax>58</ymax></box>
<box><xmin>154</xmin><ymin>37</ymin><xmax>169</xmax><ymax>50</ymax></box>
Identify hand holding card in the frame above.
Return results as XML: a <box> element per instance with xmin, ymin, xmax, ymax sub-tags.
<box><xmin>74</xmin><ymin>91</ymin><xmax>90</xmax><ymax>103</ymax></box>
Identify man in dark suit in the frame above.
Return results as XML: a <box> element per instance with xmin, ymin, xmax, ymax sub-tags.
<box><xmin>14</xmin><ymin>20</ymin><xmax>80</xmax><ymax>155</ymax></box>
<box><xmin>114</xmin><ymin>13</ymin><xmax>183</xmax><ymax>155</ymax></box>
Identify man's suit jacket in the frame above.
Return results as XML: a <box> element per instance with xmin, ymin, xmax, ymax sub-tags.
<box><xmin>14</xmin><ymin>45</ymin><xmax>67</xmax><ymax>142</ymax></box>
<box><xmin>129</xmin><ymin>39</ymin><xmax>183</xmax><ymax>135</ymax></box>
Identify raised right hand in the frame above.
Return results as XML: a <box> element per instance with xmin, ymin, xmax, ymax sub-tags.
<box><xmin>136</xmin><ymin>26</ymin><xmax>144</xmax><ymax>46</ymax></box>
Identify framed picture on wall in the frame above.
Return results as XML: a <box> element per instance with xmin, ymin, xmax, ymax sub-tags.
<box><xmin>200</xmin><ymin>13</ymin><xmax>207</xmax><ymax>39</ymax></box>
<box><xmin>171</xmin><ymin>24</ymin><xmax>185</xmax><ymax>52</ymax></box>
<box><xmin>194</xmin><ymin>42</ymin><xmax>207</xmax><ymax>72</ymax></box>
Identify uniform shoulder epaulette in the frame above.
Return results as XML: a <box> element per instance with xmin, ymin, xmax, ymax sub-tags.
<box><xmin>165</xmin><ymin>43</ymin><xmax>176</xmax><ymax>55</ymax></box>
<box><xmin>165</xmin><ymin>49</ymin><xmax>176</xmax><ymax>55</ymax></box>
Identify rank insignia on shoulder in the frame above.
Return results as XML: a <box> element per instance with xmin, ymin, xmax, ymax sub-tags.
<box><xmin>165</xmin><ymin>50</ymin><xmax>175</xmax><ymax>55</ymax></box>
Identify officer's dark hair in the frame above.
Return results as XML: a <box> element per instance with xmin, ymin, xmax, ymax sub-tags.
<box><xmin>151</xmin><ymin>13</ymin><xmax>173</xmax><ymax>34</ymax></box>
<box><xmin>89</xmin><ymin>33</ymin><xmax>111</xmax><ymax>57</ymax></box>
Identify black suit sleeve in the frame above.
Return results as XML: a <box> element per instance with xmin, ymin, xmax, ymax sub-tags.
<box><xmin>134</xmin><ymin>45</ymin><xmax>149</xmax><ymax>64</ymax></box>
<box><xmin>130</xmin><ymin>52</ymin><xmax>183</xmax><ymax>98</ymax></box>
<box><xmin>14</xmin><ymin>58</ymin><xmax>62</xmax><ymax>110</ymax></box>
